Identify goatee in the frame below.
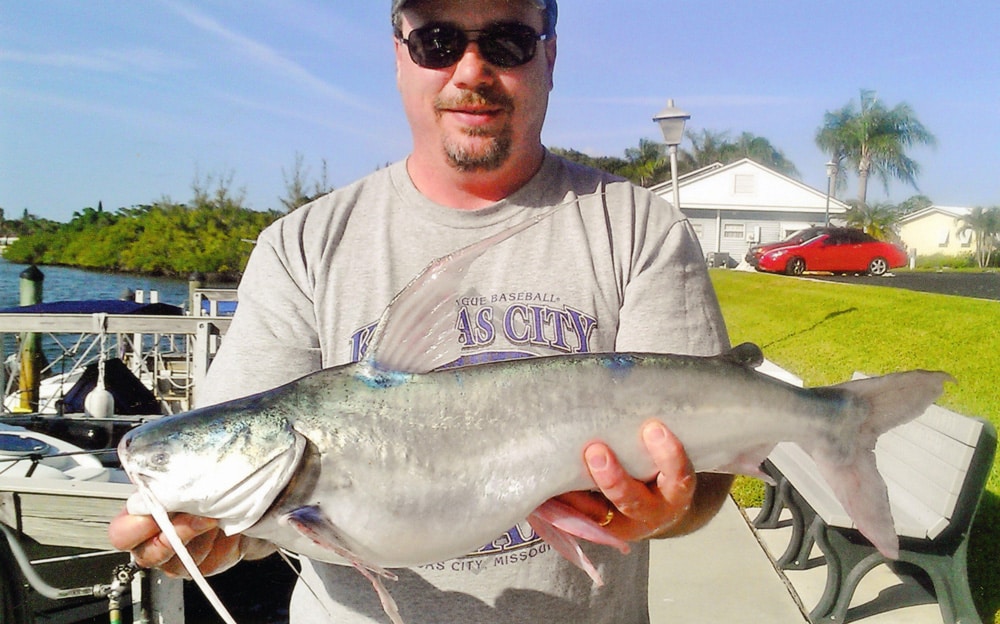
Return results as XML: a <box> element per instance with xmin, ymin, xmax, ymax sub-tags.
<box><xmin>436</xmin><ymin>88</ymin><xmax>515</xmax><ymax>172</ymax></box>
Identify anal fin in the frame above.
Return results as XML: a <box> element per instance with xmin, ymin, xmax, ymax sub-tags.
<box><xmin>283</xmin><ymin>505</ymin><xmax>404</xmax><ymax>624</ymax></box>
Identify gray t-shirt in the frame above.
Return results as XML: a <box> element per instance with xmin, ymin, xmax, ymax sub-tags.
<box><xmin>200</xmin><ymin>151</ymin><xmax>729</xmax><ymax>623</ymax></box>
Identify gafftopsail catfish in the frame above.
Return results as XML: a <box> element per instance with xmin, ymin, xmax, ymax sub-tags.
<box><xmin>118</xmin><ymin>201</ymin><xmax>951</xmax><ymax>624</ymax></box>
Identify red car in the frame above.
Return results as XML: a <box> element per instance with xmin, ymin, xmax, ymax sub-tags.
<box><xmin>745</xmin><ymin>226</ymin><xmax>833</xmax><ymax>267</ymax></box>
<box><xmin>756</xmin><ymin>228</ymin><xmax>908</xmax><ymax>276</ymax></box>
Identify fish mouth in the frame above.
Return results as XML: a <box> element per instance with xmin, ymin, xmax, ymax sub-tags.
<box><xmin>123</xmin><ymin>435</ymin><xmax>307</xmax><ymax>535</ymax></box>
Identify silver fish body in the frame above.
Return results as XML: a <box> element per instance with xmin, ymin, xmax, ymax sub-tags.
<box><xmin>119</xmin><ymin>344</ymin><xmax>950</xmax><ymax>567</ymax></box>
<box><xmin>115</xmin><ymin>205</ymin><xmax>951</xmax><ymax>624</ymax></box>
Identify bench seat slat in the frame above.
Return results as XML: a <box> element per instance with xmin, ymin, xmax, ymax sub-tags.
<box><xmin>877</xmin><ymin>429</ymin><xmax>969</xmax><ymax>495</ymax></box>
<box><xmin>877</xmin><ymin>451</ymin><xmax>960</xmax><ymax>519</ymax></box>
<box><xmin>767</xmin><ymin>442</ymin><xmax>952</xmax><ymax>538</ymax></box>
<box><xmin>768</xmin><ymin>443</ymin><xmax>855</xmax><ymax>528</ymax></box>
<box><xmin>890</xmin><ymin>419</ymin><xmax>976</xmax><ymax>470</ymax></box>
<box><xmin>915</xmin><ymin>404</ymin><xmax>983</xmax><ymax>446</ymax></box>
<box><xmin>885</xmin><ymin>487</ymin><xmax>951</xmax><ymax>540</ymax></box>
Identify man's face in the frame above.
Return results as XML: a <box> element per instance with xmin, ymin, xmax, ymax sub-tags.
<box><xmin>395</xmin><ymin>0</ymin><xmax>556</xmax><ymax>174</ymax></box>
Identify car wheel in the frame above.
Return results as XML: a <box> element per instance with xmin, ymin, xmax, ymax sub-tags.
<box><xmin>868</xmin><ymin>257</ymin><xmax>889</xmax><ymax>276</ymax></box>
<box><xmin>786</xmin><ymin>257</ymin><xmax>806</xmax><ymax>276</ymax></box>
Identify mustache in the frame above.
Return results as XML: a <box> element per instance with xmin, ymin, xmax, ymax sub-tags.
<box><xmin>435</xmin><ymin>87</ymin><xmax>514</xmax><ymax>112</ymax></box>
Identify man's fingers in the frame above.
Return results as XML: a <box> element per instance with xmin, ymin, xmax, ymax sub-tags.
<box><xmin>121</xmin><ymin>513</ymin><xmax>219</xmax><ymax>570</ymax></box>
<box><xmin>641</xmin><ymin>420</ymin><xmax>696</xmax><ymax>518</ymax></box>
<box><xmin>584</xmin><ymin>443</ymin><xmax>660</xmax><ymax>520</ymax></box>
<box><xmin>580</xmin><ymin>420</ymin><xmax>699</xmax><ymax>540</ymax></box>
<box><xmin>108</xmin><ymin>509</ymin><xmax>161</xmax><ymax>552</ymax></box>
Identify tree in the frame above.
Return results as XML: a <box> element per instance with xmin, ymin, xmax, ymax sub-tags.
<box><xmin>679</xmin><ymin>129</ymin><xmax>798</xmax><ymax>177</ymax></box>
<box><xmin>897</xmin><ymin>194</ymin><xmax>933</xmax><ymax>215</ymax></box>
<box><xmin>679</xmin><ymin>129</ymin><xmax>731</xmax><ymax>172</ymax></box>
<box><xmin>622</xmin><ymin>138</ymin><xmax>668</xmax><ymax>187</ymax></box>
<box><xmin>959</xmin><ymin>206</ymin><xmax>1000</xmax><ymax>268</ymax></box>
<box><xmin>844</xmin><ymin>200</ymin><xmax>902</xmax><ymax>242</ymax></box>
<box><xmin>281</xmin><ymin>153</ymin><xmax>334</xmax><ymax>212</ymax></box>
<box><xmin>816</xmin><ymin>89</ymin><xmax>936</xmax><ymax>207</ymax></box>
<box><xmin>552</xmin><ymin>130</ymin><xmax>799</xmax><ymax>188</ymax></box>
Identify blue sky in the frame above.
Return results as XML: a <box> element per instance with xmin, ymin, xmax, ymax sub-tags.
<box><xmin>2</xmin><ymin>1</ymin><xmax>998</xmax><ymax>221</ymax></box>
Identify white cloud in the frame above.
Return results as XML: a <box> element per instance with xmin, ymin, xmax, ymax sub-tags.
<box><xmin>159</xmin><ymin>0</ymin><xmax>373</xmax><ymax>112</ymax></box>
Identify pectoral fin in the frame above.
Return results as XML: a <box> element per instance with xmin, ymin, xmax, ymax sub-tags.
<box><xmin>282</xmin><ymin>506</ymin><xmax>403</xmax><ymax>624</ymax></box>
<box><xmin>528</xmin><ymin>498</ymin><xmax>631</xmax><ymax>587</ymax></box>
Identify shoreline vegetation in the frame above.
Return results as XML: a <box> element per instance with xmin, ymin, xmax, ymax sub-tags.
<box><xmin>3</xmin><ymin>184</ymin><xmax>286</xmax><ymax>283</ymax></box>
<box><xmin>3</xmin><ymin>200</ymin><xmax>282</xmax><ymax>283</ymax></box>
<box><xmin>1</xmin><ymin>166</ymin><xmax>327</xmax><ymax>281</ymax></box>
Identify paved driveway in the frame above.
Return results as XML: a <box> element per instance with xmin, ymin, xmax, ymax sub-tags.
<box><xmin>807</xmin><ymin>271</ymin><xmax>1000</xmax><ymax>301</ymax></box>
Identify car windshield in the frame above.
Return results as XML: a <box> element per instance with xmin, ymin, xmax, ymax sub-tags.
<box><xmin>781</xmin><ymin>227</ymin><xmax>824</xmax><ymax>245</ymax></box>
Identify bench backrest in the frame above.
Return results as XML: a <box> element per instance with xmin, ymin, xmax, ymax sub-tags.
<box><xmin>875</xmin><ymin>404</ymin><xmax>996</xmax><ymax>543</ymax></box>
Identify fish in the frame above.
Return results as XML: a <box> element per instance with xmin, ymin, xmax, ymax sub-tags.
<box><xmin>117</xmin><ymin>202</ymin><xmax>952</xmax><ymax>624</ymax></box>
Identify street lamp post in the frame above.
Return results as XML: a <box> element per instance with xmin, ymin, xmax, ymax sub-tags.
<box><xmin>653</xmin><ymin>99</ymin><xmax>690</xmax><ymax>211</ymax></box>
<box><xmin>824</xmin><ymin>160</ymin><xmax>837</xmax><ymax>226</ymax></box>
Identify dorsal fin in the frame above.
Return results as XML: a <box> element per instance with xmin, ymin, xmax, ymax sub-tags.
<box><xmin>362</xmin><ymin>194</ymin><xmax>600</xmax><ymax>374</ymax></box>
<box><xmin>725</xmin><ymin>343</ymin><xmax>764</xmax><ymax>368</ymax></box>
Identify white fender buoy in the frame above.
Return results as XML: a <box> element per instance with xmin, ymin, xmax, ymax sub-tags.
<box><xmin>85</xmin><ymin>313</ymin><xmax>115</xmax><ymax>418</ymax></box>
<box><xmin>84</xmin><ymin>387</ymin><xmax>115</xmax><ymax>418</ymax></box>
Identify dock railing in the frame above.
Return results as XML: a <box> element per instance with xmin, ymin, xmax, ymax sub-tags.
<box><xmin>0</xmin><ymin>314</ymin><xmax>231</xmax><ymax>414</ymax></box>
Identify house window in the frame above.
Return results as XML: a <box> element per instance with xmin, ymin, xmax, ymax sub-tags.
<box><xmin>937</xmin><ymin>228</ymin><xmax>950</xmax><ymax>247</ymax></box>
<box><xmin>734</xmin><ymin>174</ymin><xmax>756</xmax><ymax>194</ymax></box>
<box><xmin>690</xmin><ymin>223</ymin><xmax>704</xmax><ymax>238</ymax></box>
<box><xmin>723</xmin><ymin>223</ymin><xmax>745</xmax><ymax>240</ymax></box>
<box><xmin>958</xmin><ymin>228</ymin><xmax>973</xmax><ymax>247</ymax></box>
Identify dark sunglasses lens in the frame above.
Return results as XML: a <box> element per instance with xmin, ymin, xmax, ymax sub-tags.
<box><xmin>406</xmin><ymin>23</ymin><xmax>540</xmax><ymax>69</ymax></box>
<box><xmin>478</xmin><ymin>24</ymin><xmax>539</xmax><ymax>67</ymax></box>
<box><xmin>408</xmin><ymin>25</ymin><xmax>467</xmax><ymax>69</ymax></box>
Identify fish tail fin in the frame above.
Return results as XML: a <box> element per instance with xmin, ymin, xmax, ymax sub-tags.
<box><xmin>809</xmin><ymin>370</ymin><xmax>953</xmax><ymax>559</ymax></box>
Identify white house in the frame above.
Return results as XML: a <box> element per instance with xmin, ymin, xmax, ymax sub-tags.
<box><xmin>897</xmin><ymin>205</ymin><xmax>974</xmax><ymax>258</ymax></box>
<box><xmin>650</xmin><ymin>158</ymin><xmax>849</xmax><ymax>263</ymax></box>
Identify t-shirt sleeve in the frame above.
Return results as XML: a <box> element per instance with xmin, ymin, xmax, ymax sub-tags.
<box><xmin>613</xmin><ymin>198</ymin><xmax>730</xmax><ymax>357</ymax></box>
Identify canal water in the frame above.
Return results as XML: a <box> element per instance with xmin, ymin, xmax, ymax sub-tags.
<box><xmin>0</xmin><ymin>259</ymin><xmax>190</xmax><ymax>309</ymax></box>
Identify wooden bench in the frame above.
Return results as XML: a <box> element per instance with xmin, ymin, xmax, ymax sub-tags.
<box><xmin>753</xmin><ymin>400</ymin><xmax>996</xmax><ymax>624</ymax></box>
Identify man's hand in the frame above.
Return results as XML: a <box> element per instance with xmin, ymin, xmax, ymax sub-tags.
<box><xmin>556</xmin><ymin>420</ymin><xmax>733</xmax><ymax>541</ymax></box>
<box><xmin>108</xmin><ymin>510</ymin><xmax>270</xmax><ymax>578</ymax></box>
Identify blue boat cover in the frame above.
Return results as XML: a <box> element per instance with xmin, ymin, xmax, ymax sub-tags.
<box><xmin>0</xmin><ymin>300</ymin><xmax>183</xmax><ymax>315</ymax></box>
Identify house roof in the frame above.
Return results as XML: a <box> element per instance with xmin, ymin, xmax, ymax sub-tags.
<box><xmin>899</xmin><ymin>205</ymin><xmax>973</xmax><ymax>224</ymax></box>
<box><xmin>650</xmin><ymin>158</ymin><xmax>850</xmax><ymax>215</ymax></box>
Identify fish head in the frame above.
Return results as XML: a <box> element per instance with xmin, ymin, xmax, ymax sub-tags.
<box><xmin>118</xmin><ymin>393</ymin><xmax>307</xmax><ymax>535</ymax></box>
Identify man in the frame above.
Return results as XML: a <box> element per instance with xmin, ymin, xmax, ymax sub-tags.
<box><xmin>110</xmin><ymin>1</ymin><xmax>733</xmax><ymax>621</ymax></box>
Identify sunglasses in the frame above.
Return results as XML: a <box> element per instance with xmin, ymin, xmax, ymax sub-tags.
<box><xmin>398</xmin><ymin>22</ymin><xmax>549</xmax><ymax>69</ymax></box>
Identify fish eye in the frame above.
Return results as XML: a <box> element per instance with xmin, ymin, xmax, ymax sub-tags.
<box><xmin>150</xmin><ymin>452</ymin><xmax>170</xmax><ymax>468</ymax></box>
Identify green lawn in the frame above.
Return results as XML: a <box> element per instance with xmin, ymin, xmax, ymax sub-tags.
<box><xmin>709</xmin><ymin>269</ymin><xmax>1000</xmax><ymax>622</ymax></box>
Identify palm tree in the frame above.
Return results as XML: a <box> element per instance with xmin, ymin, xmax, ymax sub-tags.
<box><xmin>679</xmin><ymin>129</ymin><xmax>798</xmax><ymax>177</ymax></box>
<box><xmin>815</xmin><ymin>89</ymin><xmax>936</xmax><ymax>207</ymax></box>
<box><xmin>959</xmin><ymin>206</ymin><xmax>1000</xmax><ymax>268</ymax></box>
<box><xmin>844</xmin><ymin>200</ymin><xmax>902</xmax><ymax>242</ymax></box>
<box><xmin>728</xmin><ymin>132</ymin><xmax>799</xmax><ymax>177</ymax></box>
<box><xmin>680</xmin><ymin>129</ymin><xmax>730</xmax><ymax>172</ymax></box>
<box><xmin>622</xmin><ymin>138</ymin><xmax>669</xmax><ymax>187</ymax></box>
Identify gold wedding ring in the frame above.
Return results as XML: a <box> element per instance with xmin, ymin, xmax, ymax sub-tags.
<box><xmin>598</xmin><ymin>506</ymin><xmax>615</xmax><ymax>527</ymax></box>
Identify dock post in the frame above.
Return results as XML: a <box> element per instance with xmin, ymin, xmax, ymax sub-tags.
<box><xmin>188</xmin><ymin>272</ymin><xmax>204</xmax><ymax>315</ymax></box>
<box><xmin>18</xmin><ymin>264</ymin><xmax>44</xmax><ymax>412</ymax></box>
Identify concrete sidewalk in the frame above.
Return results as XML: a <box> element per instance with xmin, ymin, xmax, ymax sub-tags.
<box><xmin>648</xmin><ymin>499</ymin><xmax>944</xmax><ymax>623</ymax></box>
<box><xmin>648</xmin><ymin>498</ymin><xmax>808</xmax><ymax>622</ymax></box>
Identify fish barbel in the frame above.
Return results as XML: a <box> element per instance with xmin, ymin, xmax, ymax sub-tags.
<box><xmin>116</xmin><ymin>202</ymin><xmax>952</xmax><ymax>623</ymax></box>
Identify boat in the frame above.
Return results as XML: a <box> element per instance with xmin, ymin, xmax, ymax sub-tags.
<box><xmin>0</xmin><ymin>292</ymin><xmax>236</xmax><ymax>624</ymax></box>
